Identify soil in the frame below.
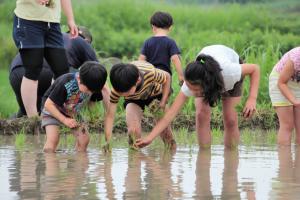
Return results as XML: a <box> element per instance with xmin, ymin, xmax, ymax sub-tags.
<box><xmin>0</xmin><ymin>109</ymin><xmax>278</xmax><ymax>135</ymax></box>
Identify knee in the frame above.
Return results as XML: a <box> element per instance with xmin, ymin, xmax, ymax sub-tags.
<box><xmin>280</xmin><ymin>121</ymin><xmax>294</xmax><ymax>132</ymax></box>
<box><xmin>43</xmin><ymin>147</ymin><xmax>56</xmax><ymax>153</ymax></box>
<box><xmin>127</xmin><ymin>126</ymin><xmax>141</xmax><ymax>135</ymax></box>
<box><xmin>224</xmin><ymin>117</ymin><xmax>238</xmax><ymax>130</ymax></box>
<box><xmin>24</xmin><ymin>63</ymin><xmax>43</xmax><ymax>80</ymax></box>
<box><xmin>196</xmin><ymin>106</ymin><xmax>211</xmax><ymax>122</ymax></box>
<box><xmin>79</xmin><ymin>133</ymin><xmax>90</xmax><ymax>145</ymax></box>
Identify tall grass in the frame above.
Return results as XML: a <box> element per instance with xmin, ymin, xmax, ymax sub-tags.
<box><xmin>1</xmin><ymin>0</ymin><xmax>299</xmax><ymax>119</ymax></box>
<box><xmin>0</xmin><ymin>70</ymin><xmax>18</xmax><ymax>118</ymax></box>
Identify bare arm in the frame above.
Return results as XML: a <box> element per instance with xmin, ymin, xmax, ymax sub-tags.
<box><xmin>138</xmin><ymin>54</ymin><xmax>146</xmax><ymax>61</ymax></box>
<box><xmin>104</xmin><ymin>103</ymin><xmax>117</xmax><ymax>142</ymax></box>
<box><xmin>135</xmin><ymin>91</ymin><xmax>188</xmax><ymax>147</ymax></box>
<box><xmin>44</xmin><ymin>98</ymin><xmax>77</xmax><ymax>128</ymax></box>
<box><xmin>61</xmin><ymin>0</ymin><xmax>78</xmax><ymax>38</ymax></box>
<box><xmin>101</xmin><ymin>84</ymin><xmax>111</xmax><ymax>112</ymax></box>
<box><xmin>159</xmin><ymin>71</ymin><xmax>171</xmax><ymax>109</ymax></box>
<box><xmin>171</xmin><ymin>54</ymin><xmax>184</xmax><ymax>85</ymax></box>
<box><xmin>277</xmin><ymin>59</ymin><xmax>300</xmax><ymax>105</ymax></box>
<box><xmin>241</xmin><ymin>63</ymin><xmax>260</xmax><ymax>118</ymax></box>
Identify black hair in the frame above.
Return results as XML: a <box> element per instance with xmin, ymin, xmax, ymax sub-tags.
<box><xmin>184</xmin><ymin>54</ymin><xmax>224</xmax><ymax>107</ymax></box>
<box><xmin>79</xmin><ymin>61</ymin><xmax>107</xmax><ymax>92</ymax></box>
<box><xmin>150</xmin><ymin>11</ymin><xmax>173</xmax><ymax>29</ymax></box>
<box><xmin>110</xmin><ymin>63</ymin><xmax>139</xmax><ymax>93</ymax></box>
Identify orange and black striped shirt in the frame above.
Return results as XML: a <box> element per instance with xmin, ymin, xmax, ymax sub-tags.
<box><xmin>110</xmin><ymin>61</ymin><xmax>167</xmax><ymax>104</ymax></box>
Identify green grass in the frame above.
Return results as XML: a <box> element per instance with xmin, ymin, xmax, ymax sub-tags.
<box><xmin>15</xmin><ymin>127</ymin><xmax>26</xmax><ymax>148</ymax></box>
<box><xmin>1</xmin><ymin>0</ymin><xmax>299</xmax><ymax>130</ymax></box>
<box><xmin>0</xmin><ymin>70</ymin><xmax>18</xmax><ymax>118</ymax></box>
<box><xmin>11</xmin><ymin>129</ymin><xmax>279</xmax><ymax>151</ymax></box>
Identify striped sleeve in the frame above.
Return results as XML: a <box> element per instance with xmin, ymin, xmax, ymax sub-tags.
<box><xmin>153</xmin><ymin>68</ymin><xmax>167</xmax><ymax>84</ymax></box>
<box><xmin>110</xmin><ymin>89</ymin><xmax>120</xmax><ymax>104</ymax></box>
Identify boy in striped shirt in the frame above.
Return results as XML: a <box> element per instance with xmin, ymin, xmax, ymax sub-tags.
<box><xmin>104</xmin><ymin>61</ymin><xmax>176</xmax><ymax>149</ymax></box>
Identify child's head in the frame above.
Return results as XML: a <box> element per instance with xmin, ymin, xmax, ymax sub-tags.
<box><xmin>150</xmin><ymin>11</ymin><xmax>173</xmax><ymax>29</ymax></box>
<box><xmin>79</xmin><ymin>61</ymin><xmax>107</xmax><ymax>94</ymax></box>
<box><xmin>110</xmin><ymin>63</ymin><xmax>140</xmax><ymax>96</ymax></box>
<box><xmin>184</xmin><ymin>55</ymin><xmax>224</xmax><ymax>107</ymax></box>
<box><xmin>78</xmin><ymin>26</ymin><xmax>93</xmax><ymax>44</ymax></box>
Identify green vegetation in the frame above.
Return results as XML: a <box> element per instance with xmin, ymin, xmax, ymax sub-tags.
<box><xmin>15</xmin><ymin>127</ymin><xmax>26</xmax><ymax>148</ymax></box>
<box><xmin>0</xmin><ymin>0</ymin><xmax>299</xmax><ymax>133</ymax></box>
<box><xmin>0</xmin><ymin>70</ymin><xmax>18</xmax><ymax>118</ymax></box>
<box><xmin>11</xmin><ymin>129</ymin><xmax>279</xmax><ymax>151</ymax></box>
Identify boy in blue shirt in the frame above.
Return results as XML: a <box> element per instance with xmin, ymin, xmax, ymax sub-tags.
<box><xmin>41</xmin><ymin>61</ymin><xmax>109</xmax><ymax>153</ymax></box>
<box><xmin>139</xmin><ymin>11</ymin><xmax>183</xmax><ymax>85</ymax></box>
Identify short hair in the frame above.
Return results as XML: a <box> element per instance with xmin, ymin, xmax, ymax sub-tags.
<box><xmin>110</xmin><ymin>63</ymin><xmax>139</xmax><ymax>93</ymax></box>
<box><xmin>184</xmin><ymin>54</ymin><xmax>224</xmax><ymax>107</ymax></box>
<box><xmin>79</xmin><ymin>61</ymin><xmax>107</xmax><ymax>92</ymax></box>
<box><xmin>150</xmin><ymin>11</ymin><xmax>173</xmax><ymax>29</ymax></box>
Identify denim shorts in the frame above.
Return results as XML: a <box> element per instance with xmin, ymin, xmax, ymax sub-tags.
<box><xmin>12</xmin><ymin>15</ymin><xmax>64</xmax><ymax>49</ymax></box>
<box><xmin>41</xmin><ymin>110</ymin><xmax>62</xmax><ymax>129</ymax></box>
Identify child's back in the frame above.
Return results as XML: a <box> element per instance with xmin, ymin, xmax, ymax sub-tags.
<box><xmin>139</xmin><ymin>11</ymin><xmax>183</xmax><ymax>84</ymax></box>
<box><xmin>141</xmin><ymin>36</ymin><xmax>180</xmax><ymax>75</ymax></box>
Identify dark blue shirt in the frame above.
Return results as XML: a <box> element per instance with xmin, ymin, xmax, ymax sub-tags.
<box><xmin>63</xmin><ymin>33</ymin><xmax>98</xmax><ymax>69</ymax></box>
<box><xmin>141</xmin><ymin>36</ymin><xmax>180</xmax><ymax>75</ymax></box>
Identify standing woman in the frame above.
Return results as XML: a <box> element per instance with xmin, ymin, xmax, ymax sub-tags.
<box><xmin>269</xmin><ymin>47</ymin><xmax>300</xmax><ymax>145</ymax></box>
<box><xmin>12</xmin><ymin>0</ymin><xmax>78</xmax><ymax>117</ymax></box>
<box><xmin>136</xmin><ymin>45</ymin><xmax>260</xmax><ymax>149</ymax></box>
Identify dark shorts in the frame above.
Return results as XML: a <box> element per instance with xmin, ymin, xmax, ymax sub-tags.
<box><xmin>12</xmin><ymin>15</ymin><xmax>64</xmax><ymax>49</ymax></box>
<box><xmin>222</xmin><ymin>78</ymin><xmax>243</xmax><ymax>98</ymax></box>
<box><xmin>124</xmin><ymin>94</ymin><xmax>162</xmax><ymax>111</ymax></box>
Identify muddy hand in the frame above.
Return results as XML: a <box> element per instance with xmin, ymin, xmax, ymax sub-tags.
<box><xmin>37</xmin><ymin>0</ymin><xmax>48</xmax><ymax>5</ymax></box>
<box><xmin>243</xmin><ymin>99</ymin><xmax>256</xmax><ymax>118</ymax></box>
<box><xmin>63</xmin><ymin>118</ymin><xmax>78</xmax><ymax>129</ymax></box>
<box><xmin>135</xmin><ymin>136</ymin><xmax>153</xmax><ymax>148</ymax></box>
<box><xmin>102</xmin><ymin>142</ymin><xmax>111</xmax><ymax>153</ymax></box>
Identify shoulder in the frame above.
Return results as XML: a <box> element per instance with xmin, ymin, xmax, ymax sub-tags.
<box><xmin>288</xmin><ymin>47</ymin><xmax>300</xmax><ymax>69</ymax></box>
<box><xmin>53</xmin><ymin>73</ymin><xmax>75</xmax><ymax>86</ymax></box>
<box><xmin>131</xmin><ymin>60</ymin><xmax>155</xmax><ymax>71</ymax></box>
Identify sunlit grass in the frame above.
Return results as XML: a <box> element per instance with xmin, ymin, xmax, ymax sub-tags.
<box><xmin>15</xmin><ymin>127</ymin><xmax>26</xmax><ymax>148</ymax></box>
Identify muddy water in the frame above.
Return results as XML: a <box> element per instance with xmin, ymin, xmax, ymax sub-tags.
<box><xmin>0</xmin><ymin>135</ymin><xmax>300</xmax><ymax>199</ymax></box>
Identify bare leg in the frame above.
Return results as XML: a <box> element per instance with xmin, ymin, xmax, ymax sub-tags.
<box><xmin>195</xmin><ymin>97</ymin><xmax>212</xmax><ymax>149</ymax></box>
<box><xmin>73</xmin><ymin>125</ymin><xmax>90</xmax><ymax>152</ymax></box>
<box><xmin>158</xmin><ymin>105</ymin><xmax>176</xmax><ymax>150</ymax></box>
<box><xmin>293</xmin><ymin>106</ymin><xmax>300</xmax><ymax>144</ymax></box>
<box><xmin>222</xmin><ymin>97</ymin><xmax>241</xmax><ymax>149</ymax></box>
<box><xmin>275</xmin><ymin>106</ymin><xmax>294</xmax><ymax>146</ymax></box>
<box><xmin>21</xmin><ymin>77</ymin><xmax>38</xmax><ymax>117</ymax></box>
<box><xmin>126</xmin><ymin>103</ymin><xmax>143</xmax><ymax>145</ymax></box>
<box><xmin>43</xmin><ymin>125</ymin><xmax>60</xmax><ymax>153</ymax></box>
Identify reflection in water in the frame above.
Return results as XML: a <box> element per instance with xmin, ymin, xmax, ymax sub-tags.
<box><xmin>270</xmin><ymin>146</ymin><xmax>300</xmax><ymax>200</ymax></box>
<box><xmin>41</xmin><ymin>152</ymin><xmax>90</xmax><ymax>199</ymax></box>
<box><xmin>221</xmin><ymin>149</ymin><xmax>240</xmax><ymax>200</ymax></box>
<box><xmin>2</xmin><ymin>136</ymin><xmax>300</xmax><ymax>199</ymax></box>
<box><xmin>195</xmin><ymin>149</ymin><xmax>213</xmax><ymax>199</ymax></box>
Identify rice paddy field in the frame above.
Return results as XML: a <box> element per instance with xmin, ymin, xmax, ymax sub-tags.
<box><xmin>1</xmin><ymin>1</ymin><xmax>300</xmax><ymax>199</ymax></box>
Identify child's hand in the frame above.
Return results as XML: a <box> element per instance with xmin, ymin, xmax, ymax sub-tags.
<box><xmin>63</xmin><ymin>117</ymin><xmax>78</xmax><ymax>129</ymax></box>
<box><xmin>293</xmin><ymin>100</ymin><xmax>300</xmax><ymax>106</ymax></box>
<box><xmin>178</xmin><ymin>75</ymin><xmax>184</xmax><ymax>86</ymax></box>
<box><xmin>102</xmin><ymin>142</ymin><xmax>111</xmax><ymax>153</ymax></box>
<box><xmin>243</xmin><ymin>98</ymin><xmax>256</xmax><ymax>118</ymax></box>
<box><xmin>135</xmin><ymin>136</ymin><xmax>153</xmax><ymax>148</ymax></box>
<box><xmin>159</xmin><ymin>101</ymin><xmax>166</xmax><ymax>110</ymax></box>
<box><xmin>37</xmin><ymin>0</ymin><xmax>48</xmax><ymax>5</ymax></box>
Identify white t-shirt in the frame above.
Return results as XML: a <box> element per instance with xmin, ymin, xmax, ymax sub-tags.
<box><xmin>181</xmin><ymin>45</ymin><xmax>242</xmax><ymax>97</ymax></box>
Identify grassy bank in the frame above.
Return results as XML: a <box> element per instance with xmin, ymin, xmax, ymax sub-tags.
<box><xmin>0</xmin><ymin>0</ymin><xmax>299</xmax><ymax>129</ymax></box>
